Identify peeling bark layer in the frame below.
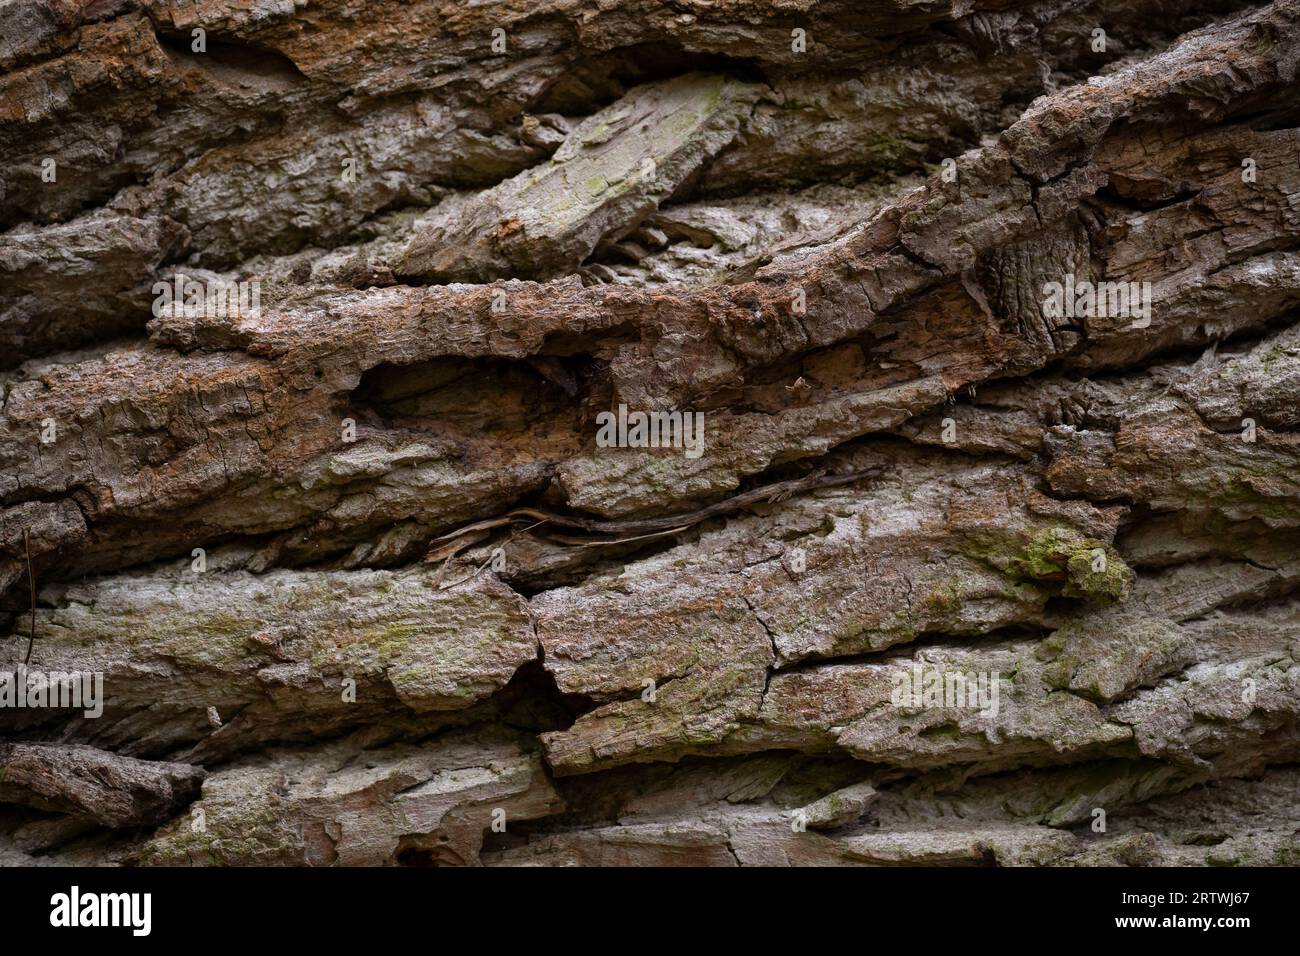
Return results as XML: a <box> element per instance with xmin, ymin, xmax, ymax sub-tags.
<box><xmin>1</xmin><ymin>0</ymin><xmax>1298</xmax><ymax>867</ymax></box>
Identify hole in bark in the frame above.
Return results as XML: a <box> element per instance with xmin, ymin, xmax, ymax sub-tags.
<box><xmin>394</xmin><ymin>836</ymin><xmax>468</xmax><ymax>866</ymax></box>
<box><xmin>155</xmin><ymin>30</ymin><xmax>307</xmax><ymax>91</ymax></box>
<box><xmin>533</xmin><ymin>41</ymin><xmax>768</xmax><ymax>114</ymax></box>
<box><xmin>492</xmin><ymin>658</ymin><xmax>593</xmax><ymax>733</ymax></box>
<box><xmin>351</xmin><ymin>356</ymin><xmax>591</xmax><ymax>440</ymax></box>
<box><xmin>1094</xmin><ymin>181</ymin><xmax>1201</xmax><ymax>212</ymax></box>
<box><xmin>1232</xmin><ymin>102</ymin><xmax>1300</xmax><ymax>133</ymax></box>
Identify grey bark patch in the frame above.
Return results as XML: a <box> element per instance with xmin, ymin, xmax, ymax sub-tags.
<box><xmin>397</xmin><ymin>73</ymin><xmax>763</xmax><ymax>282</ymax></box>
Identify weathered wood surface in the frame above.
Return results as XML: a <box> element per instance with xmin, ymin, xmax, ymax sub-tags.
<box><xmin>1</xmin><ymin>0</ymin><xmax>1298</xmax><ymax>866</ymax></box>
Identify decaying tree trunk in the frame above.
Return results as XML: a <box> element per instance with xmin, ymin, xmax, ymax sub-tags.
<box><xmin>1</xmin><ymin>0</ymin><xmax>1298</xmax><ymax>867</ymax></box>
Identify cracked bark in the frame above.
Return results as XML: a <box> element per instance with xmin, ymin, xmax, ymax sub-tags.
<box><xmin>1</xmin><ymin>0</ymin><xmax>1298</xmax><ymax>866</ymax></box>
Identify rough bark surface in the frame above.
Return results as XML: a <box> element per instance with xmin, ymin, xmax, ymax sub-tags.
<box><xmin>1</xmin><ymin>0</ymin><xmax>1299</xmax><ymax>867</ymax></box>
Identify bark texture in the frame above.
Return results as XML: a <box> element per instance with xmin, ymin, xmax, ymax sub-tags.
<box><xmin>2</xmin><ymin>0</ymin><xmax>1299</xmax><ymax>866</ymax></box>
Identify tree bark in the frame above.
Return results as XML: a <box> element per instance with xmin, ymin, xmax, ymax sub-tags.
<box><xmin>1</xmin><ymin>0</ymin><xmax>1298</xmax><ymax>866</ymax></box>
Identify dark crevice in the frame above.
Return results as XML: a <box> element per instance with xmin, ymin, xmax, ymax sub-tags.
<box><xmin>532</xmin><ymin>42</ymin><xmax>771</xmax><ymax>115</ymax></box>
<box><xmin>153</xmin><ymin>30</ymin><xmax>308</xmax><ymax>90</ymax></box>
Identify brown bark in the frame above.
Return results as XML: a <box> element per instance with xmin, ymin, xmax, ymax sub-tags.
<box><xmin>1</xmin><ymin>0</ymin><xmax>1298</xmax><ymax>866</ymax></box>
